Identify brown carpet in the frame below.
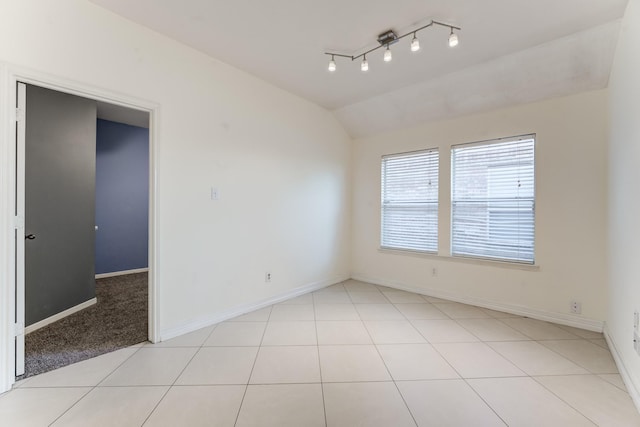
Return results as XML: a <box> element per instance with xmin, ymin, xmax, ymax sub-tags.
<box><xmin>18</xmin><ymin>272</ymin><xmax>148</xmax><ymax>379</ymax></box>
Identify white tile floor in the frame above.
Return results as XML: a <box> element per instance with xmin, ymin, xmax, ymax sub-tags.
<box><xmin>2</xmin><ymin>279</ymin><xmax>640</xmax><ymax>426</ymax></box>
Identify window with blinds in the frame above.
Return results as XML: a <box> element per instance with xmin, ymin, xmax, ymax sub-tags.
<box><xmin>381</xmin><ymin>149</ymin><xmax>439</xmax><ymax>253</ymax></box>
<box><xmin>451</xmin><ymin>135</ymin><xmax>535</xmax><ymax>264</ymax></box>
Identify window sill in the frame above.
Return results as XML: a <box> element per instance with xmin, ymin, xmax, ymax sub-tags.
<box><xmin>377</xmin><ymin>247</ymin><xmax>540</xmax><ymax>271</ymax></box>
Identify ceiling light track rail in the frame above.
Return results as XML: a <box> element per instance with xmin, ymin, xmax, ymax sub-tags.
<box><xmin>324</xmin><ymin>20</ymin><xmax>461</xmax><ymax>72</ymax></box>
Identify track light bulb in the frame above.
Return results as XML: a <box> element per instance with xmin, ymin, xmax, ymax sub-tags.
<box><xmin>328</xmin><ymin>56</ymin><xmax>336</xmax><ymax>72</ymax></box>
<box><xmin>410</xmin><ymin>34</ymin><xmax>420</xmax><ymax>52</ymax></box>
<box><xmin>383</xmin><ymin>46</ymin><xmax>392</xmax><ymax>62</ymax></box>
<box><xmin>448</xmin><ymin>29</ymin><xmax>459</xmax><ymax>48</ymax></box>
<box><xmin>361</xmin><ymin>56</ymin><xmax>369</xmax><ymax>72</ymax></box>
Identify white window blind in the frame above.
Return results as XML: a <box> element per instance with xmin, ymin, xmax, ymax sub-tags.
<box><xmin>451</xmin><ymin>136</ymin><xmax>535</xmax><ymax>263</ymax></box>
<box><xmin>381</xmin><ymin>149</ymin><xmax>439</xmax><ymax>252</ymax></box>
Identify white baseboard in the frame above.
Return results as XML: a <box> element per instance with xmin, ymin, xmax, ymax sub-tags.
<box><xmin>159</xmin><ymin>275</ymin><xmax>349</xmax><ymax>342</ymax></box>
<box><xmin>351</xmin><ymin>274</ymin><xmax>604</xmax><ymax>332</ymax></box>
<box><xmin>603</xmin><ymin>324</ymin><xmax>640</xmax><ymax>413</ymax></box>
<box><xmin>96</xmin><ymin>268</ymin><xmax>149</xmax><ymax>279</ymax></box>
<box><xmin>25</xmin><ymin>298</ymin><xmax>97</xmax><ymax>334</ymax></box>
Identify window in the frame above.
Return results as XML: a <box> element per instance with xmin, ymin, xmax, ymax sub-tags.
<box><xmin>451</xmin><ymin>135</ymin><xmax>535</xmax><ymax>263</ymax></box>
<box><xmin>381</xmin><ymin>149</ymin><xmax>439</xmax><ymax>252</ymax></box>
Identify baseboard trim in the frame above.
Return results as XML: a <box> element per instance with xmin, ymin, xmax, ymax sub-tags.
<box><xmin>25</xmin><ymin>298</ymin><xmax>97</xmax><ymax>335</ymax></box>
<box><xmin>96</xmin><ymin>268</ymin><xmax>149</xmax><ymax>279</ymax></box>
<box><xmin>159</xmin><ymin>275</ymin><xmax>349</xmax><ymax>342</ymax></box>
<box><xmin>603</xmin><ymin>324</ymin><xmax>640</xmax><ymax>413</ymax></box>
<box><xmin>351</xmin><ymin>274</ymin><xmax>604</xmax><ymax>332</ymax></box>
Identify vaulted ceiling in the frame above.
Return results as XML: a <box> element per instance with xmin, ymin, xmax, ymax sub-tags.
<box><xmin>90</xmin><ymin>0</ymin><xmax>628</xmax><ymax>137</ymax></box>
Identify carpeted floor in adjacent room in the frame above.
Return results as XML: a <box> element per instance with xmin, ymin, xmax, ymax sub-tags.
<box><xmin>19</xmin><ymin>272</ymin><xmax>148</xmax><ymax>379</ymax></box>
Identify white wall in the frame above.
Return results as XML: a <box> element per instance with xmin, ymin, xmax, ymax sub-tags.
<box><xmin>352</xmin><ymin>90</ymin><xmax>608</xmax><ymax>327</ymax></box>
<box><xmin>608</xmin><ymin>0</ymin><xmax>640</xmax><ymax>407</ymax></box>
<box><xmin>0</xmin><ymin>0</ymin><xmax>351</xmax><ymax>343</ymax></box>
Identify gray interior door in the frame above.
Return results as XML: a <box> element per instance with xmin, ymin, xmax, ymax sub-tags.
<box><xmin>24</xmin><ymin>84</ymin><xmax>97</xmax><ymax>326</ymax></box>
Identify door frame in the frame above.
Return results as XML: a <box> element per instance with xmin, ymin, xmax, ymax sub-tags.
<box><xmin>0</xmin><ymin>63</ymin><xmax>160</xmax><ymax>392</ymax></box>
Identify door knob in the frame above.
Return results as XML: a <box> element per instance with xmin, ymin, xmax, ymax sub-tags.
<box><xmin>25</xmin><ymin>234</ymin><xmax>36</xmax><ymax>240</ymax></box>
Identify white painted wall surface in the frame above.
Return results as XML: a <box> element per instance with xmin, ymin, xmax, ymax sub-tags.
<box><xmin>352</xmin><ymin>90</ymin><xmax>608</xmax><ymax>325</ymax></box>
<box><xmin>0</xmin><ymin>0</ymin><xmax>351</xmax><ymax>339</ymax></box>
<box><xmin>608</xmin><ymin>0</ymin><xmax>640</xmax><ymax>407</ymax></box>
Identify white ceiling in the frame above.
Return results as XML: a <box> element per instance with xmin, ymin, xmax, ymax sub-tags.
<box><xmin>89</xmin><ymin>0</ymin><xmax>628</xmax><ymax>137</ymax></box>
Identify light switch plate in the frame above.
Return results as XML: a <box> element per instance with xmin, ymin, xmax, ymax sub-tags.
<box><xmin>211</xmin><ymin>187</ymin><xmax>220</xmax><ymax>200</ymax></box>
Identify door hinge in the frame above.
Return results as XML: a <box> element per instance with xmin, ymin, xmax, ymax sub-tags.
<box><xmin>13</xmin><ymin>216</ymin><xmax>24</xmax><ymax>230</ymax></box>
<box><xmin>15</xmin><ymin>107</ymin><xmax>24</xmax><ymax>123</ymax></box>
<box><xmin>14</xmin><ymin>322</ymin><xmax>24</xmax><ymax>337</ymax></box>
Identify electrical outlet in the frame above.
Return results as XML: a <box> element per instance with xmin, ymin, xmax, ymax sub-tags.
<box><xmin>570</xmin><ymin>300</ymin><xmax>582</xmax><ymax>314</ymax></box>
<box><xmin>265</xmin><ymin>272</ymin><xmax>272</xmax><ymax>283</ymax></box>
<box><xmin>634</xmin><ymin>310</ymin><xmax>639</xmax><ymax>331</ymax></box>
<box><xmin>432</xmin><ymin>267</ymin><xmax>438</xmax><ymax>277</ymax></box>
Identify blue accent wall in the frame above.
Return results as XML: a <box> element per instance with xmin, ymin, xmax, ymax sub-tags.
<box><xmin>95</xmin><ymin>119</ymin><xmax>149</xmax><ymax>274</ymax></box>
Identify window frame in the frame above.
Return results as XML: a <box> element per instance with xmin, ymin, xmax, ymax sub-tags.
<box><xmin>450</xmin><ymin>134</ymin><xmax>536</xmax><ymax>265</ymax></box>
<box><xmin>380</xmin><ymin>148</ymin><xmax>440</xmax><ymax>254</ymax></box>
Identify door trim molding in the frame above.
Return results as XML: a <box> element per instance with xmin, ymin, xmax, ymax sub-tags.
<box><xmin>0</xmin><ymin>62</ymin><xmax>160</xmax><ymax>393</ymax></box>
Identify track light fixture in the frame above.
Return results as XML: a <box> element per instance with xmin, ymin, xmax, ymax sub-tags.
<box><xmin>361</xmin><ymin>55</ymin><xmax>369</xmax><ymax>72</ymax></box>
<box><xmin>383</xmin><ymin>45</ymin><xmax>392</xmax><ymax>62</ymax></box>
<box><xmin>448</xmin><ymin>28</ymin><xmax>459</xmax><ymax>48</ymax></box>
<box><xmin>325</xmin><ymin>20</ymin><xmax>460</xmax><ymax>72</ymax></box>
<box><xmin>328</xmin><ymin>55</ymin><xmax>336</xmax><ymax>72</ymax></box>
<box><xmin>410</xmin><ymin>33</ymin><xmax>420</xmax><ymax>52</ymax></box>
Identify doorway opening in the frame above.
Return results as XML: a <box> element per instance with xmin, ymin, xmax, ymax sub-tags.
<box><xmin>7</xmin><ymin>75</ymin><xmax>157</xmax><ymax>384</ymax></box>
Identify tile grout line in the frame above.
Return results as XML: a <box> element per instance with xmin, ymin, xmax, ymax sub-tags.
<box><xmin>534</xmin><ymin>340</ymin><xmax>613</xmax><ymax>374</ymax></box>
<box><xmin>313</xmin><ymin>283</ymin><xmax>329</xmax><ymax>427</ymax></box>
<box><xmin>140</xmin><ymin>323</ymin><xmax>221</xmax><ymax>426</ymax></box>
<box><xmin>485</xmin><ymin>339</ymin><xmax>605</xmax><ymax>377</ymax></box>
<box><xmin>460</xmin><ymin>376</ymin><xmax>510</xmax><ymax>426</ymax></box>
<box><xmin>595</xmin><ymin>373</ymin><xmax>629</xmax><ymax>392</ymax></box>
<box><xmin>233</xmin><ymin>305</ymin><xmax>273</xmax><ymax>427</ymax></box>
<box><xmin>493</xmin><ymin>317</ymin><xmax>583</xmax><ymax>341</ymax></box>
<box><xmin>323</xmin><ymin>282</ymin><xmax>420</xmax><ymax>424</ymax></box>
<box><xmin>424</xmin><ymin>310</ymin><xmax>605</xmax><ymax>425</ymax></box>
<box><xmin>411</xmin><ymin>311</ymin><xmax>513</xmax><ymax>426</ymax></box>
<box><xmin>451</xmin><ymin>315</ymin><xmax>527</xmax><ymax>342</ymax></box>
<box><xmin>418</xmin><ymin>317</ymin><xmax>518</xmax><ymax>426</ymax></box>
<box><xmin>46</xmin><ymin>387</ymin><xmax>94</xmax><ymax>426</ymax></box>
<box><xmin>360</xmin><ymin>302</ymin><xmax>419</xmax><ymax>427</ymax></box>
<box><xmin>46</xmin><ymin>343</ymin><xmax>147</xmax><ymax>426</ymax></box>
<box><xmin>529</xmin><ymin>376</ymin><xmax>599</xmax><ymax>426</ymax></box>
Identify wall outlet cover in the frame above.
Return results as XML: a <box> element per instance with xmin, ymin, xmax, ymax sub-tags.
<box><xmin>570</xmin><ymin>300</ymin><xmax>582</xmax><ymax>314</ymax></box>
